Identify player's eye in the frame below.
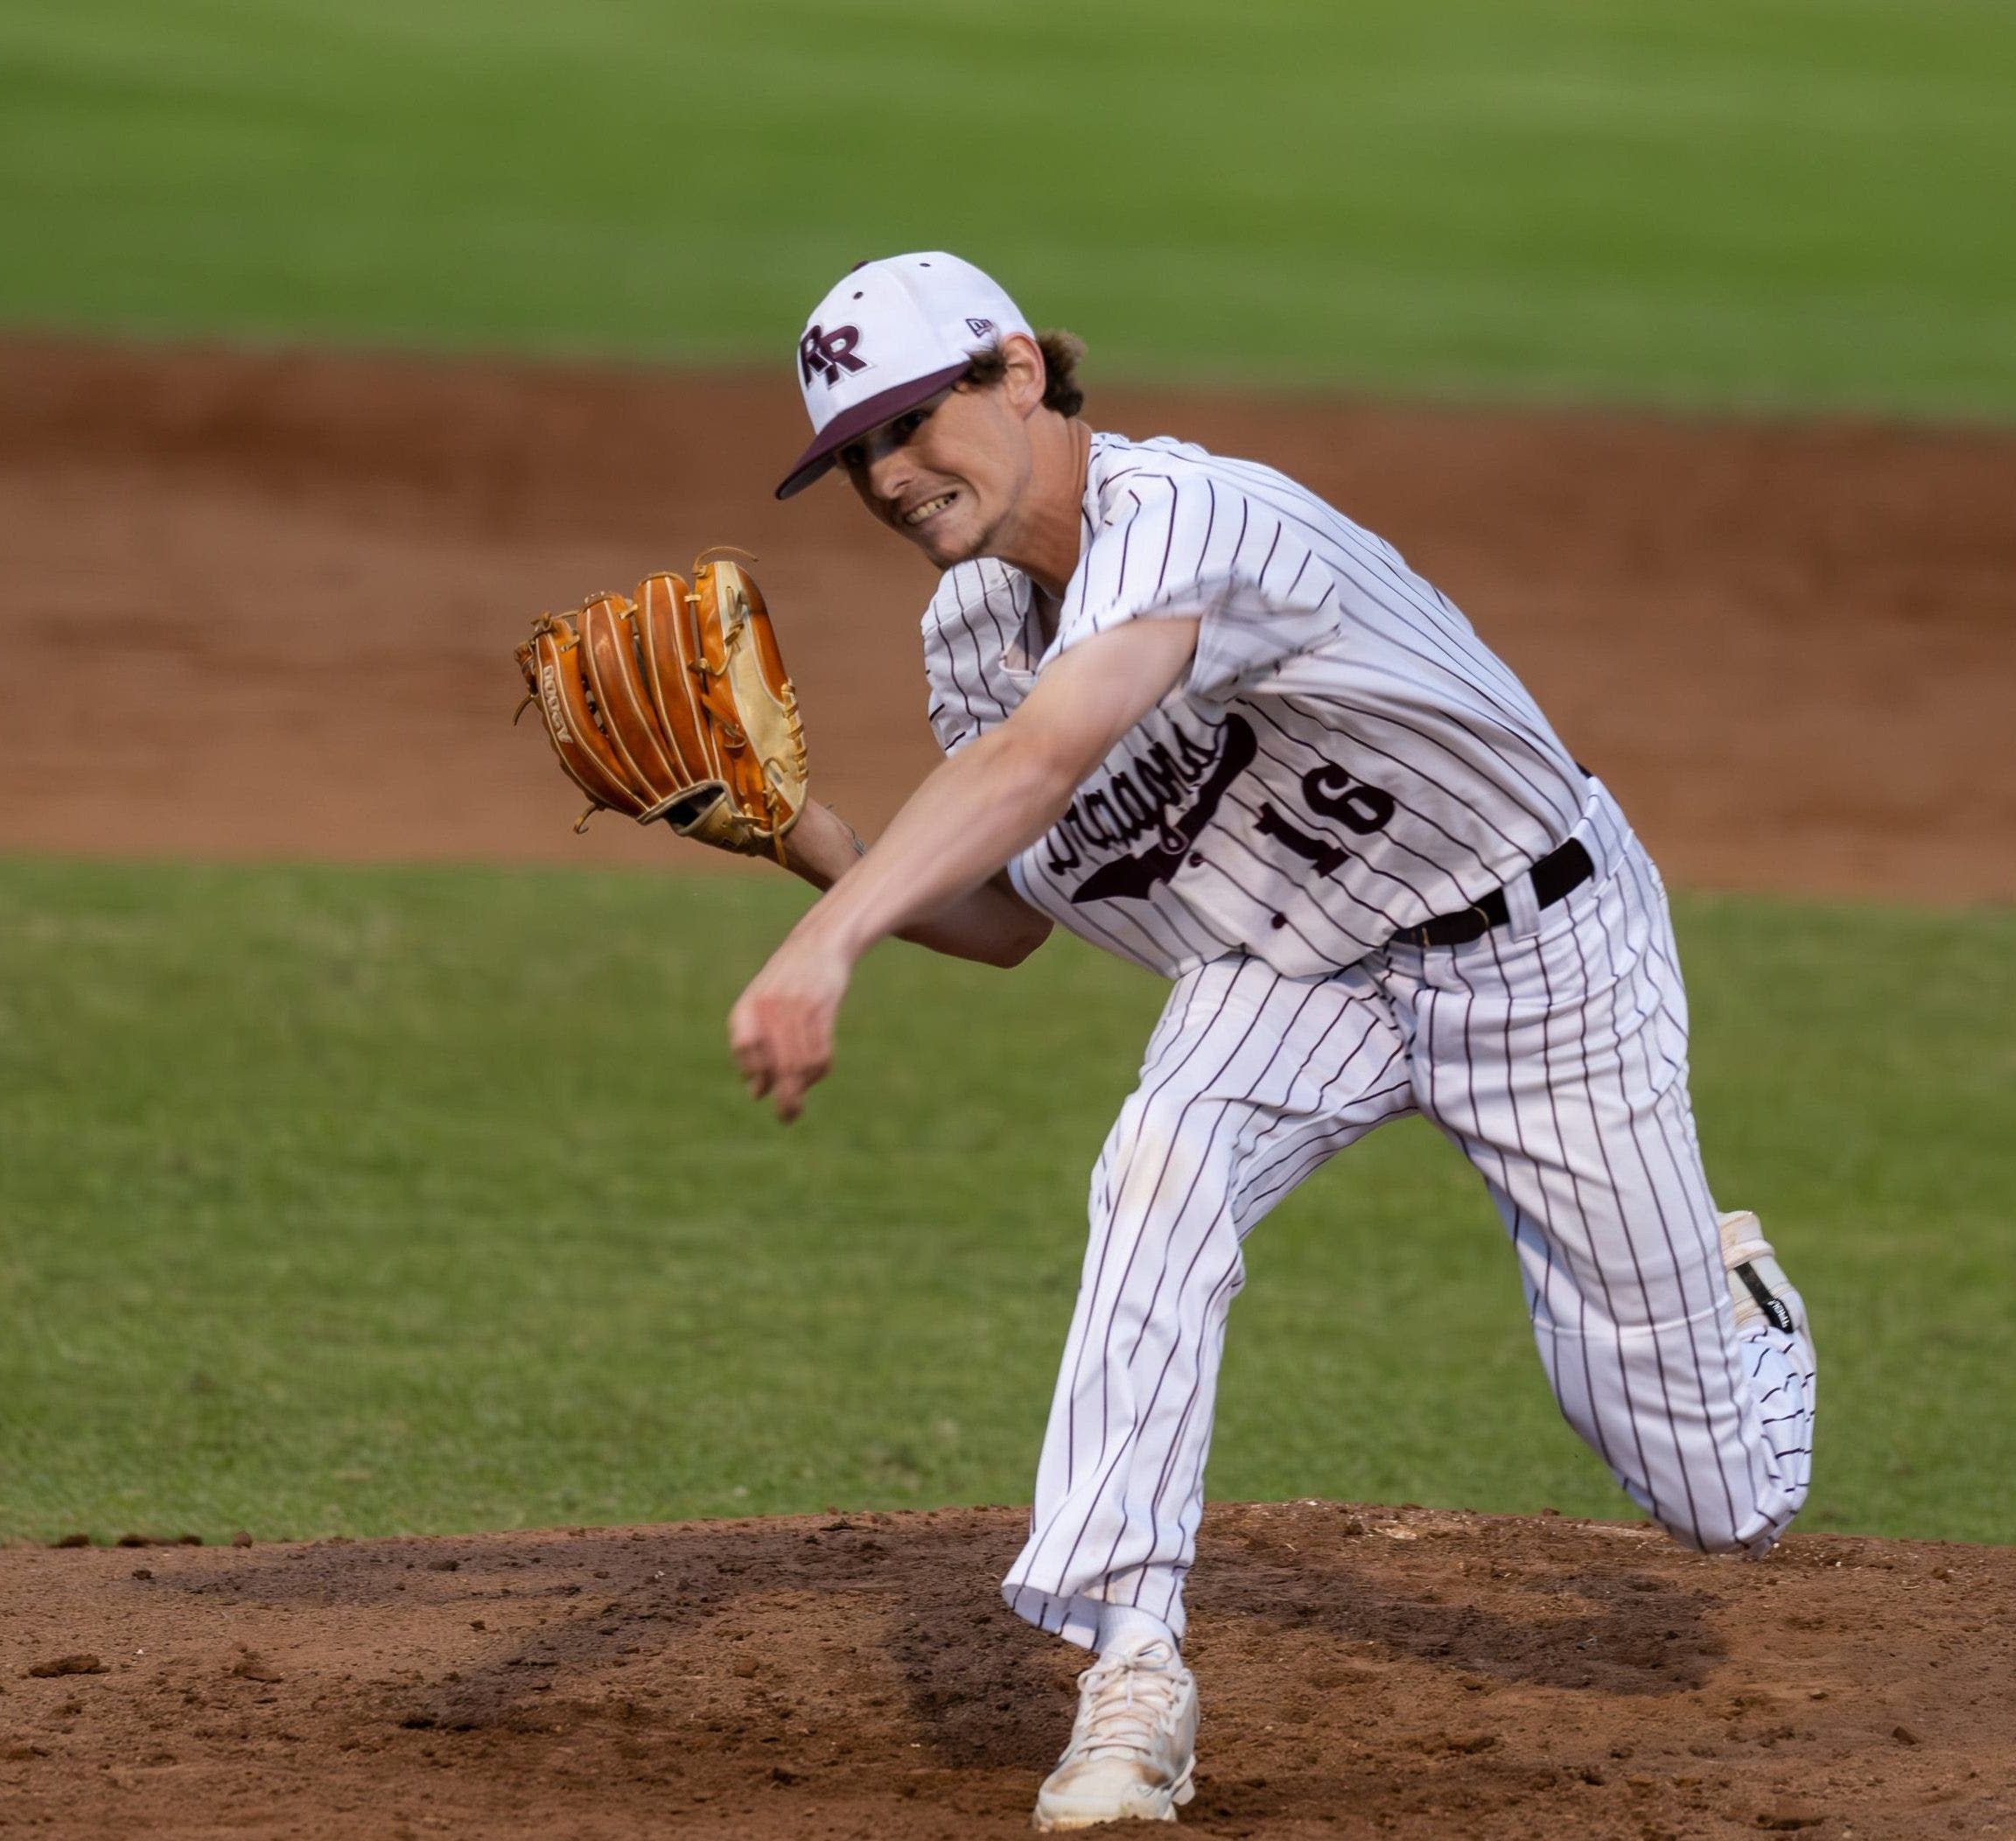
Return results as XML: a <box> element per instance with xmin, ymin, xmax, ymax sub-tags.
<box><xmin>840</xmin><ymin>402</ymin><xmax>935</xmax><ymax>474</ymax></box>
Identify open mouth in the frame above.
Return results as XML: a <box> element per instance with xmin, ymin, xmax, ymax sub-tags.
<box><xmin>902</xmin><ymin>491</ymin><xmax>957</xmax><ymax>528</ymax></box>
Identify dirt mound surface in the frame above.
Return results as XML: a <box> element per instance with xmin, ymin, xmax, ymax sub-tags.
<box><xmin>4</xmin><ymin>1502</ymin><xmax>2011</xmax><ymax>1837</ymax></box>
<box><xmin>4</xmin><ymin>334</ymin><xmax>2012</xmax><ymax>900</ymax></box>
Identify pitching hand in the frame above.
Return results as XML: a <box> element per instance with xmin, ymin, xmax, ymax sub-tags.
<box><xmin>727</xmin><ymin>932</ymin><xmax>855</xmax><ymax>1123</ymax></box>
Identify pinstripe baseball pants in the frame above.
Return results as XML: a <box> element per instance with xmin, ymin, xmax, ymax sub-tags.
<box><xmin>1003</xmin><ymin>780</ymin><xmax>1816</xmax><ymax>1648</ymax></box>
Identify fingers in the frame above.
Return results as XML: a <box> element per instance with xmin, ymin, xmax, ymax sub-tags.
<box><xmin>727</xmin><ymin>988</ymin><xmax>834</xmax><ymax>1124</ymax></box>
<box><xmin>725</xmin><ymin>933</ymin><xmax>848</xmax><ymax>1124</ymax></box>
<box><xmin>771</xmin><ymin>1071</ymin><xmax>808</xmax><ymax>1125</ymax></box>
<box><xmin>727</xmin><ymin>1004</ymin><xmax>769</xmax><ymax>1093</ymax></box>
<box><xmin>760</xmin><ymin>1028</ymin><xmax>832</xmax><ymax>1122</ymax></box>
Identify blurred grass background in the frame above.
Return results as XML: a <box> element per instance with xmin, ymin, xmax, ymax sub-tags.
<box><xmin>3</xmin><ymin>0</ymin><xmax>2013</xmax><ymax>415</ymax></box>
<box><xmin>1</xmin><ymin>860</ymin><xmax>2009</xmax><ymax>1545</ymax></box>
<box><xmin>2</xmin><ymin>3</ymin><xmax>2011</xmax><ymax>1545</ymax></box>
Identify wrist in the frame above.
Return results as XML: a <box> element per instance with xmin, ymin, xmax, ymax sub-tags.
<box><xmin>780</xmin><ymin>802</ymin><xmax>866</xmax><ymax>889</ymax></box>
<box><xmin>828</xmin><ymin>803</ymin><xmax>870</xmax><ymax>858</ymax></box>
<box><xmin>788</xmin><ymin>887</ymin><xmax>878</xmax><ymax>969</ymax></box>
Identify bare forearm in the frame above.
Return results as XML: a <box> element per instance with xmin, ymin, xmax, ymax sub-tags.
<box><xmin>727</xmin><ymin>620</ymin><xmax>1200</xmax><ymax>1123</ymax></box>
<box><xmin>788</xmin><ymin>732</ymin><xmax>1077</xmax><ymax>968</ymax></box>
<box><xmin>778</xmin><ymin>799</ymin><xmax>872</xmax><ymax>891</ymax></box>
<box><xmin>782</xmin><ymin>796</ymin><xmax>1051</xmax><ymax>968</ymax></box>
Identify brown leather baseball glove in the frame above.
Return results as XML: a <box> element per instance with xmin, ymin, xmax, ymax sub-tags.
<box><xmin>514</xmin><ymin>550</ymin><xmax>808</xmax><ymax>858</ymax></box>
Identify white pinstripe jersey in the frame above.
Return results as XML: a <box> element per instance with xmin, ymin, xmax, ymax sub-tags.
<box><xmin>921</xmin><ymin>431</ymin><xmax>1589</xmax><ymax>979</ymax></box>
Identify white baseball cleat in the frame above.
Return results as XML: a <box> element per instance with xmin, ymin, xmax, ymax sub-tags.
<box><xmin>1718</xmin><ymin>1209</ymin><xmax>1805</xmax><ymax>1339</ymax></box>
<box><xmin>1032</xmin><ymin>1636</ymin><xmax>1199</xmax><ymax>1830</ymax></box>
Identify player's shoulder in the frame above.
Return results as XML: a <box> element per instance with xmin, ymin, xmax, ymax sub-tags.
<box><xmin>922</xmin><ymin>555</ymin><xmax>1025</xmax><ymax>643</ymax></box>
<box><xmin>1085</xmin><ymin>430</ymin><xmax>1205</xmax><ymax>514</ymax></box>
<box><xmin>1084</xmin><ymin>430</ymin><xmax>1300</xmax><ymax>534</ymax></box>
<box><xmin>1088</xmin><ymin>428</ymin><xmax>1393</xmax><ymax>586</ymax></box>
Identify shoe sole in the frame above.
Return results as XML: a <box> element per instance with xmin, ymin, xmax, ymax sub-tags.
<box><xmin>1032</xmin><ymin>1765</ymin><xmax>1195</xmax><ymax>1830</ymax></box>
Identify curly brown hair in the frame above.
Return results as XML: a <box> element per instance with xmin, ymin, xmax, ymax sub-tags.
<box><xmin>959</xmin><ymin>330</ymin><xmax>1087</xmax><ymax>417</ymax></box>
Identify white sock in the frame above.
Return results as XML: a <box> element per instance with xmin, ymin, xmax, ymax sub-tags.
<box><xmin>1095</xmin><ymin>1603</ymin><xmax>1177</xmax><ymax>1659</ymax></box>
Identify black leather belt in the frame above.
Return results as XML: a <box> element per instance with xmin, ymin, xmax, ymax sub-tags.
<box><xmin>1392</xmin><ymin>837</ymin><xmax>1595</xmax><ymax>949</ymax></box>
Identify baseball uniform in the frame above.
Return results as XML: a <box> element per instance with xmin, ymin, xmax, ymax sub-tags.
<box><xmin>920</xmin><ymin>430</ymin><xmax>1816</xmax><ymax>1648</ymax></box>
<box><xmin>771</xmin><ymin>251</ymin><xmax>1816</xmax><ymax>1664</ymax></box>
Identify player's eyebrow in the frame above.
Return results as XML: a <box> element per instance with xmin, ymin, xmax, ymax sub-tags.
<box><xmin>840</xmin><ymin>396</ymin><xmax>947</xmax><ymax>471</ymax></box>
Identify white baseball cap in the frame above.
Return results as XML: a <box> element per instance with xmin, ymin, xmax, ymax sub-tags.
<box><xmin>774</xmin><ymin>251</ymin><xmax>1033</xmax><ymax>500</ymax></box>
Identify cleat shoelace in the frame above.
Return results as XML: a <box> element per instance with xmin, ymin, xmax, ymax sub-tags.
<box><xmin>1064</xmin><ymin>1649</ymin><xmax>1186</xmax><ymax>1762</ymax></box>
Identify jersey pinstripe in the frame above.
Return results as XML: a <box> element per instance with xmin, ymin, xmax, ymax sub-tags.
<box><xmin>920</xmin><ymin>431</ymin><xmax>1589</xmax><ymax>976</ymax></box>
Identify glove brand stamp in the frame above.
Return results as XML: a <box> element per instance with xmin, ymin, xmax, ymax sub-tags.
<box><xmin>538</xmin><ymin>662</ymin><xmax>572</xmax><ymax>745</ymax></box>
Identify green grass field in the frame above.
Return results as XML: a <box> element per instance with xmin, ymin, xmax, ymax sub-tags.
<box><xmin>3</xmin><ymin>3</ymin><xmax>2010</xmax><ymax>1550</ymax></box>
<box><xmin>4</xmin><ymin>0</ymin><xmax>2014</xmax><ymax>416</ymax></box>
<box><xmin>2</xmin><ymin>859</ymin><xmax>2009</xmax><ymax>1546</ymax></box>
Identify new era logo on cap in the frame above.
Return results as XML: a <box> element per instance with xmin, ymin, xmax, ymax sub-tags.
<box><xmin>774</xmin><ymin>253</ymin><xmax>1034</xmax><ymax>500</ymax></box>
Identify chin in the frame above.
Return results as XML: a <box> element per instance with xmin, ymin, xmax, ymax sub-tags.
<box><xmin>914</xmin><ymin>518</ymin><xmax>985</xmax><ymax>569</ymax></box>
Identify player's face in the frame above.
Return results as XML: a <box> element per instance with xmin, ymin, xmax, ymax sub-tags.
<box><xmin>837</xmin><ymin>374</ymin><xmax>1036</xmax><ymax>568</ymax></box>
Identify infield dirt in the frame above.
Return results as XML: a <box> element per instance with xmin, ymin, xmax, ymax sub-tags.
<box><xmin>4</xmin><ymin>1503</ymin><xmax>2013</xmax><ymax>1838</ymax></box>
<box><xmin>3</xmin><ymin>338</ymin><xmax>2013</xmax><ymax>1837</ymax></box>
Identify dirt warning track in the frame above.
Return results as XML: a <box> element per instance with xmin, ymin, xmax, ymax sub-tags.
<box><xmin>4</xmin><ymin>1503</ymin><xmax>2012</xmax><ymax>1838</ymax></box>
<box><xmin>3</xmin><ymin>334</ymin><xmax>2012</xmax><ymax>901</ymax></box>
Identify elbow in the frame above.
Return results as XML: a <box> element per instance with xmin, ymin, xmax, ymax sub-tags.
<box><xmin>985</xmin><ymin>917</ymin><xmax>1054</xmax><ymax>970</ymax></box>
<box><xmin>960</xmin><ymin>900</ymin><xmax>1054</xmax><ymax>970</ymax></box>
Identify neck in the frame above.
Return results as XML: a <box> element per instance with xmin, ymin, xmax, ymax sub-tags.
<box><xmin>994</xmin><ymin>417</ymin><xmax>1090</xmax><ymax>598</ymax></box>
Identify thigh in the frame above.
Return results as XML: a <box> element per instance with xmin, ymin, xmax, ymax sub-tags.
<box><xmin>1405</xmin><ymin>835</ymin><xmax>1724</xmax><ymax>1334</ymax></box>
<box><xmin>1099</xmin><ymin>954</ymin><xmax>1416</xmax><ymax>1247</ymax></box>
<box><xmin>1401</xmin><ymin>842</ymin><xmax>1796</xmax><ymax>1549</ymax></box>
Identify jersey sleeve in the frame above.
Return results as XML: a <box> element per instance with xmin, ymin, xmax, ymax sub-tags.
<box><xmin>921</xmin><ymin>560</ymin><xmax>1023</xmax><ymax>757</ymax></box>
<box><xmin>1047</xmin><ymin>472</ymin><xmax>1340</xmax><ymax>702</ymax></box>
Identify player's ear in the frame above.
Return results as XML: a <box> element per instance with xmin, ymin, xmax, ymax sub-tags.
<box><xmin>999</xmin><ymin>333</ymin><xmax>1047</xmax><ymax>418</ymax></box>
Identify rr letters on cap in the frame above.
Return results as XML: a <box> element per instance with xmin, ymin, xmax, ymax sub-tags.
<box><xmin>800</xmin><ymin>324</ymin><xmax>868</xmax><ymax>388</ymax></box>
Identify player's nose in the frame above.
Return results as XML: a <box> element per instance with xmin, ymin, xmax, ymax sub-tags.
<box><xmin>863</xmin><ymin>445</ymin><xmax>917</xmax><ymax>511</ymax></box>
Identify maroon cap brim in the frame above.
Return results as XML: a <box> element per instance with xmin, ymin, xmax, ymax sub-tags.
<box><xmin>774</xmin><ymin>361</ymin><xmax>970</xmax><ymax>500</ymax></box>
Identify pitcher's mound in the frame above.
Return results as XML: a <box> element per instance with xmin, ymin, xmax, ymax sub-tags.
<box><xmin>4</xmin><ymin>1501</ymin><xmax>2011</xmax><ymax>1836</ymax></box>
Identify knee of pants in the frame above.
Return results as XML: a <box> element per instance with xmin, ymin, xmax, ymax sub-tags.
<box><xmin>1609</xmin><ymin>1424</ymin><xmax>1806</xmax><ymax>1559</ymax></box>
<box><xmin>1652</xmin><ymin>1499</ymin><xmax>1792</xmax><ymax>1560</ymax></box>
<box><xmin>1541</xmin><ymin>1334</ymin><xmax>1805</xmax><ymax>1559</ymax></box>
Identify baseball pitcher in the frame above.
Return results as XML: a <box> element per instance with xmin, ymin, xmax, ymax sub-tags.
<box><xmin>535</xmin><ymin>251</ymin><xmax>1818</xmax><ymax>1830</ymax></box>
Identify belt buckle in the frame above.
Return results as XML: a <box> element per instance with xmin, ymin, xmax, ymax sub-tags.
<box><xmin>1446</xmin><ymin>901</ymin><xmax>1494</xmax><ymax>946</ymax></box>
<box><xmin>1398</xmin><ymin>900</ymin><xmax>1494</xmax><ymax>950</ymax></box>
